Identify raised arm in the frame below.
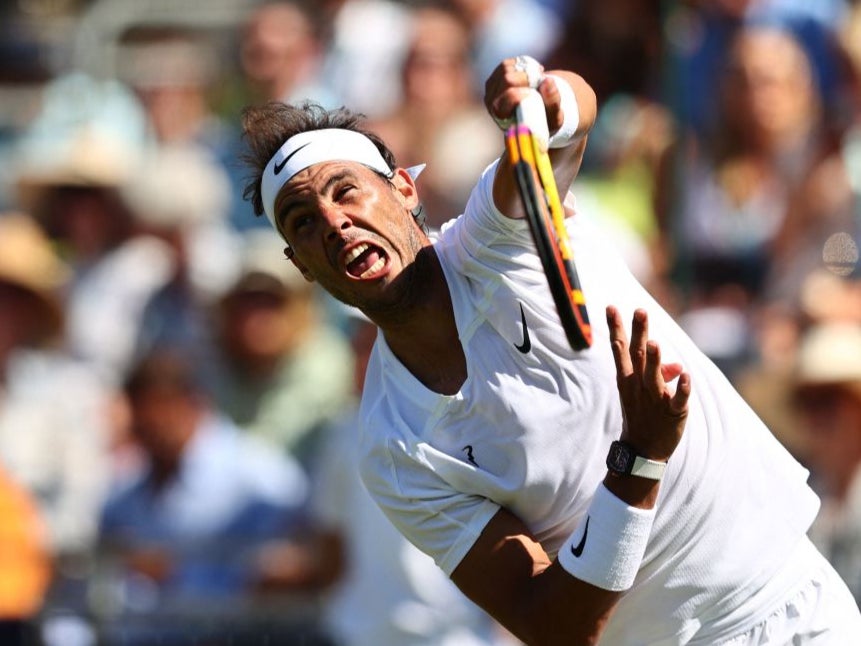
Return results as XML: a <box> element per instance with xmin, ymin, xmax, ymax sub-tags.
<box><xmin>450</xmin><ymin>307</ymin><xmax>690</xmax><ymax>645</ymax></box>
<box><xmin>484</xmin><ymin>58</ymin><xmax>598</xmax><ymax>220</ymax></box>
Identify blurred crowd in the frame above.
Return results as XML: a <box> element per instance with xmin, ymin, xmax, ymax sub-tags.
<box><xmin>0</xmin><ymin>0</ymin><xmax>860</xmax><ymax>644</ymax></box>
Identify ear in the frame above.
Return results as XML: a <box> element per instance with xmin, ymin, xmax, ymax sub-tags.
<box><xmin>390</xmin><ymin>167</ymin><xmax>420</xmax><ymax>212</ymax></box>
<box><xmin>289</xmin><ymin>256</ymin><xmax>315</xmax><ymax>282</ymax></box>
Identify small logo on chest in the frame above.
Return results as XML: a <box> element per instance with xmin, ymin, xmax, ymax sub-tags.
<box><xmin>462</xmin><ymin>445</ymin><xmax>479</xmax><ymax>467</ymax></box>
<box><xmin>514</xmin><ymin>303</ymin><xmax>531</xmax><ymax>354</ymax></box>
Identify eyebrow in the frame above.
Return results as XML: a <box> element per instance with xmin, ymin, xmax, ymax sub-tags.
<box><xmin>276</xmin><ymin>169</ymin><xmax>358</xmax><ymax>229</ymax></box>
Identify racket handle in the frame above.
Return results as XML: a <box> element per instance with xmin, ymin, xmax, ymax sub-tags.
<box><xmin>515</xmin><ymin>90</ymin><xmax>548</xmax><ymax>152</ymax></box>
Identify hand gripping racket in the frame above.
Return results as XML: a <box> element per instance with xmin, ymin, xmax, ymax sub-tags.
<box><xmin>505</xmin><ymin>91</ymin><xmax>592</xmax><ymax>351</ymax></box>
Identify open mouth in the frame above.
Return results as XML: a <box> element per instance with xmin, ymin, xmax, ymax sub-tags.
<box><xmin>344</xmin><ymin>242</ymin><xmax>388</xmax><ymax>279</ymax></box>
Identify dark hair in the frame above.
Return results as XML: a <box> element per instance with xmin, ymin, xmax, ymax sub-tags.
<box><xmin>124</xmin><ymin>348</ymin><xmax>202</xmax><ymax>401</ymax></box>
<box><xmin>240</xmin><ymin>101</ymin><xmax>398</xmax><ymax>219</ymax></box>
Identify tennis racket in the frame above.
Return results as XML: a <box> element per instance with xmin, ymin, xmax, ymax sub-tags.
<box><xmin>504</xmin><ymin>91</ymin><xmax>592</xmax><ymax>351</ymax></box>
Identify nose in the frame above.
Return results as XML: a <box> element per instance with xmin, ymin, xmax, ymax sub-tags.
<box><xmin>320</xmin><ymin>204</ymin><xmax>353</xmax><ymax>241</ymax></box>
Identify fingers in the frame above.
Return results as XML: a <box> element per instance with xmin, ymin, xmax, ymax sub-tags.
<box><xmin>644</xmin><ymin>340</ymin><xmax>665</xmax><ymax>397</ymax></box>
<box><xmin>499</xmin><ymin>56</ymin><xmax>544</xmax><ymax>89</ymax></box>
<box><xmin>660</xmin><ymin>363</ymin><xmax>684</xmax><ymax>382</ymax></box>
<box><xmin>485</xmin><ymin>57</ymin><xmax>548</xmax><ymax>128</ymax></box>
<box><xmin>608</xmin><ymin>305</ymin><xmax>691</xmax><ymax>462</ymax></box>
<box><xmin>606</xmin><ymin>305</ymin><xmax>632</xmax><ymax>378</ymax></box>
<box><xmin>629</xmin><ymin>309</ymin><xmax>649</xmax><ymax>376</ymax></box>
<box><xmin>607</xmin><ymin>306</ymin><xmax>689</xmax><ymax>402</ymax></box>
<box><xmin>491</xmin><ymin>87</ymin><xmax>540</xmax><ymax>125</ymax></box>
<box><xmin>538</xmin><ymin>75</ymin><xmax>564</xmax><ymax>135</ymax></box>
<box><xmin>670</xmin><ymin>372</ymin><xmax>692</xmax><ymax>416</ymax></box>
<box><xmin>647</xmin><ymin>340</ymin><xmax>692</xmax><ymax>416</ymax></box>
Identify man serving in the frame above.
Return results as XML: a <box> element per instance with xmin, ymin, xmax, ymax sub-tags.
<box><xmin>240</xmin><ymin>57</ymin><xmax>860</xmax><ymax>644</ymax></box>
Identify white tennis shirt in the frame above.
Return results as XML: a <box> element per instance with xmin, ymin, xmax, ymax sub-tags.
<box><xmin>359</xmin><ymin>161</ymin><xmax>820</xmax><ymax>644</ymax></box>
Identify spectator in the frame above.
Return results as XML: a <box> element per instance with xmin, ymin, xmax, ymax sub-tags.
<box><xmin>669</xmin><ymin>26</ymin><xmax>832</xmax><ymax>378</ymax></box>
<box><xmin>116</xmin><ymin>26</ymin><xmax>226</xmax><ymax>151</ymax></box>
<box><xmin>210</xmin><ymin>229</ymin><xmax>353</xmax><ymax>467</ymax></box>
<box><xmin>367</xmin><ymin>3</ymin><xmax>499</xmax><ymax>227</ymax></box>
<box><xmin>99</xmin><ymin>347</ymin><xmax>326</xmax><ymax>644</ymax></box>
<box><xmin>317</xmin><ymin>0</ymin><xmax>415</xmax><ymax>119</ymax></box>
<box><xmin>311</xmin><ymin>308</ymin><xmax>509</xmax><ymax>646</ymax></box>
<box><xmin>13</xmin><ymin>126</ymin><xmax>173</xmax><ymax>383</ymax></box>
<box><xmin>121</xmin><ymin>142</ymin><xmax>240</xmax><ymax>375</ymax></box>
<box><xmin>0</xmin><ymin>212</ymin><xmax>114</xmax><ymax>644</ymax></box>
<box><xmin>545</xmin><ymin>0</ymin><xmax>664</xmax><ymax>104</ymax></box>
<box><xmin>448</xmin><ymin>0</ymin><xmax>561</xmax><ymax>92</ymax></box>
<box><xmin>0</xmin><ymin>212</ymin><xmax>112</xmax><ymax>559</ymax></box>
<box><xmin>677</xmin><ymin>25</ymin><xmax>825</xmax><ymax>294</ymax></box>
<box><xmin>793</xmin><ymin>321</ymin><xmax>861</xmax><ymax>604</ymax></box>
<box><xmin>665</xmin><ymin>0</ymin><xmax>849</xmax><ymax>141</ymax></box>
<box><xmin>115</xmin><ymin>25</ymin><xmax>252</xmax><ymax>233</ymax></box>
<box><xmin>239</xmin><ymin>1</ymin><xmax>340</xmax><ymax>108</ymax></box>
<box><xmin>0</xmin><ymin>464</ymin><xmax>50</xmax><ymax>646</ymax></box>
<box><xmin>763</xmin><ymin>1</ymin><xmax>861</xmax><ymax>303</ymax></box>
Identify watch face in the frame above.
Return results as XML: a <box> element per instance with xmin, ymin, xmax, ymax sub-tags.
<box><xmin>607</xmin><ymin>442</ymin><xmax>632</xmax><ymax>473</ymax></box>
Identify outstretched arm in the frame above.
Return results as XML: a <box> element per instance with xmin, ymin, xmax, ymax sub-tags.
<box><xmin>485</xmin><ymin>58</ymin><xmax>598</xmax><ymax>221</ymax></box>
<box><xmin>450</xmin><ymin>307</ymin><xmax>690</xmax><ymax>645</ymax></box>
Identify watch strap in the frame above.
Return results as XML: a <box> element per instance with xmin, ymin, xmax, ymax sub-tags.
<box><xmin>630</xmin><ymin>455</ymin><xmax>667</xmax><ymax>480</ymax></box>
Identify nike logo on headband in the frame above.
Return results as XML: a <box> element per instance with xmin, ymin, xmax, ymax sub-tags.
<box><xmin>274</xmin><ymin>142</ymin><xmax>311</xmax><ymax>175</ymax></box>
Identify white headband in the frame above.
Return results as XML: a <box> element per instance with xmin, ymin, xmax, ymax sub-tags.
<box><xmin>261</xmin><ymin>129</ymin><xmax>392</xmax><ymax>229</ymax></box>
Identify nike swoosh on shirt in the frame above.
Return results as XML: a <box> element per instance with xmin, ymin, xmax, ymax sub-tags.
<box><xmin>514</xmin><ymin>303</ymin><xmax>531</xmax><ymax>354</ymax></box>
<box><xmin>571</xmin><ymin>516</ymin><xmax>590</xmax><ymax>558</ymax></box>
<box><xmin>273</xmin><ymin>142</ymin><xmax>311</xmax><ymax>175</ymax></box>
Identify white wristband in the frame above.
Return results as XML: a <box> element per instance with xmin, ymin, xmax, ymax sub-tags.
<box><xmin>545</xmin><ymin>74</ymin><xmax>580</xmax><ymax>148</ymax></box>
<box><xmin>557</xmin><ymin>483</ymin><xmax>655</xmax><ymax>591</ymax></box>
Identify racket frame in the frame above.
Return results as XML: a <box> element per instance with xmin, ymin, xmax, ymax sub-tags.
<box><xmin>505</xmin><ymin>122</ymin><xmax>592</xmax><ymax>351</ymax></box>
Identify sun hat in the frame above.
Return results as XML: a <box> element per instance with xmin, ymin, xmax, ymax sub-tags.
<box><xmin>14</xmin><ymin>127</ymin><xmax>137</xmax><ymax>213</ymax></box>
<box><xmin>0</xmin><ymin>213</ymin><xmax>69</xmax><ymax>341</ymax></box>
<box><xmin>795</xmin><ymin>322</ymin><xmax>861</xmax><ymax>398</ymax></box>
<box><xmin>120</xmin><ymin>144</ymin><xmax>231</xmax><ymax>229</ymax></box>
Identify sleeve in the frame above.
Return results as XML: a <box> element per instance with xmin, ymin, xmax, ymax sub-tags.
<box><xmin>440</xmin><ymin>159</ymin><xmax>533</xmax><ymax>248</ymax></box>
<box><xmin>436</xmin><ymin>159</ymin><xmax>557</xmax><ymax>289</ymax></box>
<box><xmin>359</xmin><ymin>431</ymin><xmax>500</xmax><ymax>577</ymax></box>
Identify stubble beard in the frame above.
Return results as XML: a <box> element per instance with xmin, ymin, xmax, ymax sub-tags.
<box><xmin>326</xmin><ymin>223</ymin><xmax>432</xmax><ymax>323</ymax></box>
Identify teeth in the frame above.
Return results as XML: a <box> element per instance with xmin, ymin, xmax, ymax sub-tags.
<box><xmin>360</xmin><ymin>257</ymin><xmax>385</xmax><ymax>278</ymax></box>
<box><xmin>345</xmin><ymin>243</ymin><xmax>369</xmax><ymax>264</ymax></box>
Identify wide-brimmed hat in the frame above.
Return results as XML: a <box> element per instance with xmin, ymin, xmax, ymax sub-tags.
<box><xmin>14</xmin><ymin>127</ymin><xmax>136</xmax><ymax>213</ymax></box>
<box><xmin>0</xmin><ymin>213</ymin><xmax>69</xmax><ymax>342</ymax></box>
<box><xmin>120</xmin><ymin>143</ymin><xmax>231</xmax><ymax>229</ymax></box>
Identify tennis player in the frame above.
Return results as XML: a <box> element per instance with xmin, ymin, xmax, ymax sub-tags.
<box><xmin>241</xmin><ymin>58</ymin><xmax>861</xmax><ymax>644</ymax></box>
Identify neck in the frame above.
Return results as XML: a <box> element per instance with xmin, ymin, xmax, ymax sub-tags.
<box><xmin>150</xmin><ymin>458</ymin><xmax>179</xmax><ymax>489</ymax></box>
<box><xmin>370</xmin><ymin>247</ymin><xmax>466</xmax><ymax>395</ymax></box>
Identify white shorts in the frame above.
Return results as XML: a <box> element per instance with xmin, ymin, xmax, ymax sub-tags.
<box><xmin>719</xmin><ymin>538</ymin><xmax>861</xmax><ymax>645</ymax></box>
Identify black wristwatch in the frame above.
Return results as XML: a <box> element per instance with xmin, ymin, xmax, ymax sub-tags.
<box><xmin>606</xmin><ymin>440</ymin><xmax>667</xmax><ymax>480</ymax></box>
